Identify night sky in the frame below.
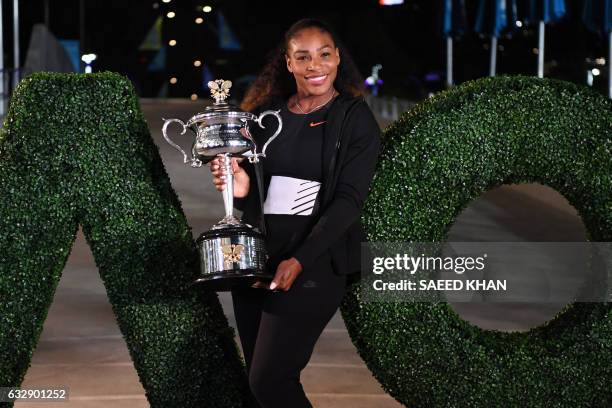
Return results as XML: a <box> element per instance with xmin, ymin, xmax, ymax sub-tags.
<box><xmin>12</xmin><ymin>0</ymin><xmax>611</xmax><ymax>100</ymax></box>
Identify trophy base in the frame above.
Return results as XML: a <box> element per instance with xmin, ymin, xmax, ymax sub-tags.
<box><xmin>193</xmin><ymin>269</ymin><xmax>273</xmax><ymax>292</ymax></box>
<box><xmin>195</xmin><ymin>225</ymin><xmax>269</xmax><ymax>292</ymax></box>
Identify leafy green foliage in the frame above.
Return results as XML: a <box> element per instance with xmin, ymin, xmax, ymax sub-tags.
<box><xmin>341</xmin><ymin>76</ymin><xmax>612</xmax><ymax>407</ymax></box>
<box><xmin>0</xmin><ymin>72</ymin><xmax>248</xmax><ymax>407</ymax></box>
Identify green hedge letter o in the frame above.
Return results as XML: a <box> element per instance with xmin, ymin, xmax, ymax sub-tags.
<box><xmin>341</xmin><ymin>76</ymin><xmax>612</xmax><ymax>408</ymax></box>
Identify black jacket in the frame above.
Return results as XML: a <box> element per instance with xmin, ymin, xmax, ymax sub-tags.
<box><xmin>235</xmin><ymin>93</ymin><xmax>381</xmax><ymax>276</ymax></box>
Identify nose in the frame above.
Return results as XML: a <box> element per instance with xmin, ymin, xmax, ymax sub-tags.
<box><xmin>307</xmin><ymin>57</ymin><xmax>322</xmax><ymax>71</ymax></box>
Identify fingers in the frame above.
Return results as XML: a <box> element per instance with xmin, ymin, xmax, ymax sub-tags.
<box><xmin>212</xmin><ymin>177</ymin><xmax>226</xmax><ymax>191</ymax></box>
<box><xmin>269</xmin><ymin>274</ymin><xmax>290</xmax><ymax>291</ymax></box>
<box><xmin>270</xmin><ymin>259</ymin><xmax>303</xmax><ymax>291</ymax></box>
<box><xmin>230</xmin><ymin>158</ymin><xmax>246</xmax><ymax>175</ymax></box>
<box><xmin>211</xmin><ymin>165</ymin><xmax>226</xmax><ymax>181</ymax></box>
<box><xmin>208</xmin><ymin>155</ymin><xmax>224</xmax><ymax>171</ymax></box>
<box><xmin>208</xmin><ymin>155</ymin><xmax>227</xmax><ymax>191</ymax></box>
<box><xmin>251</xmin><ymin>280</ymin><xmax>268</xmax><ymax>289</ymax></box>
<box><xmin>209</xmin><ymin>156</ymin><xmax>243</xmax><ymax>175</ymax></box>
<box><xmin>273</xmin><ymin>282</ymin><xmax>291</xmax><ymax>291</ymax></box>
<box><xmin>250</xmin><ymin>275</ymin><xmax>290</xmax><ymax>291</ymax></box>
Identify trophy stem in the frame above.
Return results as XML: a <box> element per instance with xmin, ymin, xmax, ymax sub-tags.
<box><xmin>217</xmin><ymin>153</ymin><xmax>241</xmax><ymax>227</ymax></box>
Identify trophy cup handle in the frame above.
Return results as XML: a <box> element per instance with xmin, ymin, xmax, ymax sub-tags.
<box><xmin>254</xmin><ymin>109</ymin><xmax>282</xmax><ymax>159</ymax></box>
<box><xmin>161</xmin><ymin>118</ymin><xmax>202</xmax><ymax>168</ymax></box>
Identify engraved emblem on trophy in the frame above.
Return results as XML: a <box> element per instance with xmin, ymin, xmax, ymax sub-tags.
<box><xmin>162</xmin><ymin>79</ymin><xmax>282</xmax><ymax>291</ymax></box>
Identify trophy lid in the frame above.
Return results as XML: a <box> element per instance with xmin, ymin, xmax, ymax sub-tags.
<box><xmin>186</xmin><ymin>79</ymin><xmax>254</xmax><ymax>126</ymax></box>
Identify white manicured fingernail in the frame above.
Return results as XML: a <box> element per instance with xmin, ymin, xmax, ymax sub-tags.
<box><xmin>269</xmin><ymin>282</ymin><xmax>277</xmax><ymax>290</ymax></box>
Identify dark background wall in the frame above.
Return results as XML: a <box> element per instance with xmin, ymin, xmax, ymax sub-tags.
<box><xmin>9</xmin><ymin>0</ymin><xmax>611</xmax><ymax>100</ymax></box>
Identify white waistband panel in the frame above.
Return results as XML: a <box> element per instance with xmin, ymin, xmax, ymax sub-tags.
<box><xmin>263</xmin><ymin>175</ymin><xmax>321</xmax><ymax>216</ymax></box>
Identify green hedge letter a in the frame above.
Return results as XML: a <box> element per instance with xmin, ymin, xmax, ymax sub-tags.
<box><xmin>0</xmin><ymin>73</ymin><xmax>248</xmax><ymax>408</ymax></box>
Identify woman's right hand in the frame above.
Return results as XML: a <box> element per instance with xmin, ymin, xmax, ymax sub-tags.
<box><xmin>208</xmin><ymin>155</ymin><xmax>250</xmax><ymax>198</ymax></box>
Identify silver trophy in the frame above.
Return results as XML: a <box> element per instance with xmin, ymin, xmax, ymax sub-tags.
<box><xmin>162</xmin><ymin>79</ymin><xmax>282</xmax><ymax>291</ymax></box>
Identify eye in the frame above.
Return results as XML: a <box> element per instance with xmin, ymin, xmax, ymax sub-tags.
<box><xmin>321</xmin><ymin>52</ymin><xmax>331</xmax><ymax>57</ymax></box>
<box><xmin>297</xmin><ymin>56</ymin><xmax>307</xmax><ymax>61</ymax></box>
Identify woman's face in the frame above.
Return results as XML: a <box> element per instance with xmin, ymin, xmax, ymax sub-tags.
<box><xmin>285</xmin><ymin>27</ymin><xmax>340</xmax><ymax>96</ymax></box>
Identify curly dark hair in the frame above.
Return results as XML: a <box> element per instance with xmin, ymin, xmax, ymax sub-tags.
<box><xmin>241</xmin><ymin>18</ymin><xmax>367</xmax><ymax>112</ymax></box>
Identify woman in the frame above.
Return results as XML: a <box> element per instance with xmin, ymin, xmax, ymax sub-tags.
<box><xmin>208</xmin><ymin>18</ymin><xmax>381</xmax><ymax>408</ymax></box>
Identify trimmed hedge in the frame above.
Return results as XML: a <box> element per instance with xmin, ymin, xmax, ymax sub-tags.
<box><xmin>0</xmin><ymin>72</ymin><xmax>248</xmax><ymax>407</ymax></box>
<box><xmin>340</xmin><ymin>76</ymin><xmax>612</xmax><ymax>407</ymax></box>
<box><xmin>1</xmin><ymin>72</ymin><xmax>609</xmax><ymax>408</ymax></box>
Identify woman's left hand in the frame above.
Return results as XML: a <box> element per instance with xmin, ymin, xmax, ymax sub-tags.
<box><xmin>268</xmin><ymin>257</ymin><xmax>303</xmax><ymax>291</ymax></box>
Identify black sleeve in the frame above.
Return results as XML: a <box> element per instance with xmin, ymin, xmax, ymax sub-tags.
<box><xmin>291</xmin><ymin>102</ymin><xmax>381</xmax><ymax>270</ymax></box>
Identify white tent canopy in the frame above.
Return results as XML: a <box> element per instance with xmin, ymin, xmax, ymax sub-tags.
<box><xmin>23</xmin><ymin>23</ymin><xmax>76</xmax><ymax>76</ymax></box>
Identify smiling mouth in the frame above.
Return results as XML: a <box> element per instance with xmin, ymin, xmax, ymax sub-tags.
<box><xmin>305</xmin><ymin>74</ymin><xmax>328</xmax><ymax>84</ymax></box>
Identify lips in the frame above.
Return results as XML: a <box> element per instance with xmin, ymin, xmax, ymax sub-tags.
<box><xmin>305</xmin><ymin>74</ymin><xmax>328</xmax><ymax>85</ymax></box>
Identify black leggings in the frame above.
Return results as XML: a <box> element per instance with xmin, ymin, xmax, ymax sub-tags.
<box><xmin>231</xmin><ymin>252</ymin><xmax>347</xmax><ymax>408</ymax></box>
